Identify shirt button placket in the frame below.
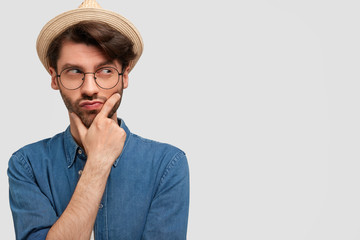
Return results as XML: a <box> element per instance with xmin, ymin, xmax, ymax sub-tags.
<box><xmin>96</xmin><ymin>185</ymin><xmax>108</xmax><ymax>239</ymax></box>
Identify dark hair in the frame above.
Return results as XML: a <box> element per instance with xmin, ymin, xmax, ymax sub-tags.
<box><xmin>47</xmin><ymin>21</ymin><xmax>136</xmax><ymax>71</ymax></box>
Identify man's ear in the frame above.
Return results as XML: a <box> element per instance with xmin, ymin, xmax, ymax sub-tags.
<box><xmin>49</xmin><ymin>67</ymin><xmax>59</xmax><ymax>90</ymax></box>
<box><xmin>122</xmin><ymin>66</ymin><xmax>130</xmax><ymax>89</ymax></box>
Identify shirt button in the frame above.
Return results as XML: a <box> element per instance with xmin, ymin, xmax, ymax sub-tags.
<box><xmin>78</xmin><ymin>149</ymin><xmax>82</xmax><ymax>155</ymax></box>
<box><xmin>78</xmin><ymin>170</ymin><xmax>83</xmax><ymax>176</ymax></box>
<box><xmin>99</xmin><ymin>203</ymin><xmax>103</xmax><ymax>209</ymax></box>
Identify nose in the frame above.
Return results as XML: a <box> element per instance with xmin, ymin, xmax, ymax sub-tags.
<box><xmin>80</xmin><ymin>73</ymin><xmax>99</xmax><ymax>96</ymax></box>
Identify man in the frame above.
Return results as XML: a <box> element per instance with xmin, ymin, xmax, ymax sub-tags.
<box><xmin>7</xmin><ymin>1</ymin><xmax>189</xmax><ymax>239</ymax></box>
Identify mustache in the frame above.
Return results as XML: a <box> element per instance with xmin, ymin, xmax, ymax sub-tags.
<box><xmin>76</xmin><ymin>94</ymin><xmax>107</xmax><ymax>104</ymax></box>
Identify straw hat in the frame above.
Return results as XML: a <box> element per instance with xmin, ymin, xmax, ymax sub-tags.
<box><xmin>36</xmin><ymin>0</ymin><xmax>143</xmax><ymax>73</ymax></box>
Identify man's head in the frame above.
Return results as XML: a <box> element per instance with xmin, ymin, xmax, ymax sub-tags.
<box><xmin>48</xmin><ymin>21</ymin><xmax>136</xmax><ymax>128</ymax></box>
<box><xmin>36</xmin><ymin>0</ymin><xmax>143</xmax><ymax>128</ymax></box>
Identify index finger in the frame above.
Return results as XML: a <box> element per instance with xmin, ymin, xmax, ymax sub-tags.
<box><xmin>97</xmin><ymin>93</ymin><xmax>121</xmax><ymax>119</ymax></box>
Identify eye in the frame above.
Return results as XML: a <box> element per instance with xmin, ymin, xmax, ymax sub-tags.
<box><xmin>64</xmin><ymin>68</ymin><xmax>83</xmax><ymax>75</ymax></box>
<box><xmin>97</xmin><ymin>68</ymin><xmax>114</xmax><ymax>75</ymax></box>
<box><xmin>96</xmin><ymin>68</ymin><xmax>117</xmax><ymax>79</ymax></box>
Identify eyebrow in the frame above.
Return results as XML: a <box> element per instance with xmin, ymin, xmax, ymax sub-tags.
<box><xmin>59</xmin><ymin>60</ymin><xmax>118</xmax><ymax>72</ymax></box>
<box><xmin>95</xmin><ymin>60</ymin><xmax>117</xmax><ymax>69</ymax></box>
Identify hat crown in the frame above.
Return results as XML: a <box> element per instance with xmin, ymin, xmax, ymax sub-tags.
<box><xmin>78</xmin><ymin>0</ymin><xmax>101</xmax><ymax>8</ymax></box>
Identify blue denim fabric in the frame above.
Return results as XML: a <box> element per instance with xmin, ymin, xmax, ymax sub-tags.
<box><xmin>8</xmin><ymin>119</ymin><xmax>189</xmax><ymax>240</ymax></box>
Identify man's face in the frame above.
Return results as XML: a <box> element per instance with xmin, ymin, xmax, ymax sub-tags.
<box><xmin>49</xmin><ymin>40</ymin><xmax>129</xmax><ymax>128</ymax></box>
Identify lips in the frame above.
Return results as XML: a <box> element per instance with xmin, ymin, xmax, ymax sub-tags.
<box><xmin>79</xmin><ymin>100</ymin><xmax>103</xmax><ymax>110</ymax></box>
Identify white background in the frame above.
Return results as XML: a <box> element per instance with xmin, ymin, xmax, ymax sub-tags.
<box><xmin>1</xmin><ymin>0</ymin><xmax>360</xmax><ymax>239</ymax></box>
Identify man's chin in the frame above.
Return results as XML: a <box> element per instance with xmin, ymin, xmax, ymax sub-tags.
<box><xmin>79</xmin><ymin>111</ymin><xmax>98</xmax><ymax>128</ymax></box>
<box><xmin>82</xmin><ymin>118</ymin><xmax>95</xmax><ymax>129</ymax></box>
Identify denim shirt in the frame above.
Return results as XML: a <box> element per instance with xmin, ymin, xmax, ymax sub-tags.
<box><xmin>8</xmin><ymin>119</ymin><xmax>189</xmax><ymax>240</ymax></box>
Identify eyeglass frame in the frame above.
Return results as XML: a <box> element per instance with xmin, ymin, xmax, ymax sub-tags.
<box><xmin>56</xmin><ymin>66</ymin><xmax>125</xmax><ymax>90</ymax></box>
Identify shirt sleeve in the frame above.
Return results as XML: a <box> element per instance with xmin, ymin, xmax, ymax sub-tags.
<box><xmin>8</xmin><ymin>153</ymin><xmax>58</xmax><ymax>240</ymax></box>
<box><xmin>141</xmin><ymin>151</ymin><xmax>190</xmax><ymax>240</ymax></box>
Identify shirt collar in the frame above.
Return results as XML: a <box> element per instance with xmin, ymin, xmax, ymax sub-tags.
<box><xmin>114</xmin><ymin>118</ymin><xmax>131</xmax><ymax>167</ymax></box>
<box><xmin>63</xmin><ymin>126</ymin><xmax>78</xmax><ymax>168</ymax></box>
<box><xmin>63</xmin><ymin>118</ymin><xmax>131</xmax><ymax>168</ymax></box>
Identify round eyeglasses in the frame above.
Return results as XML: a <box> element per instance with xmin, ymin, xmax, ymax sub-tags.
<box><xmin>57</xmin><ymin>66</ymin><xmax>124</xmax><ymax>90</ymax></box>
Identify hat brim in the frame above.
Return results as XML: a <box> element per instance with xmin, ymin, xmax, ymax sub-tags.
<box><xmin>36</xmin><ymin>8</ymin><xmax>143</xmax><ymax>73</ymax></box>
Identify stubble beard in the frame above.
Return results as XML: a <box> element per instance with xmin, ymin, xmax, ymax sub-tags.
<box><xmin>60</xmin><ymin>89</ymin><xmax>123</xmax><ymax>128</ymax></box>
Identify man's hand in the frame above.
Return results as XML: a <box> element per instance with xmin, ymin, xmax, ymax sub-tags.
<box><xmin>70</xmin><ymin>93</ymin><xmax>126</xmax><ymax>172</ymax></box>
